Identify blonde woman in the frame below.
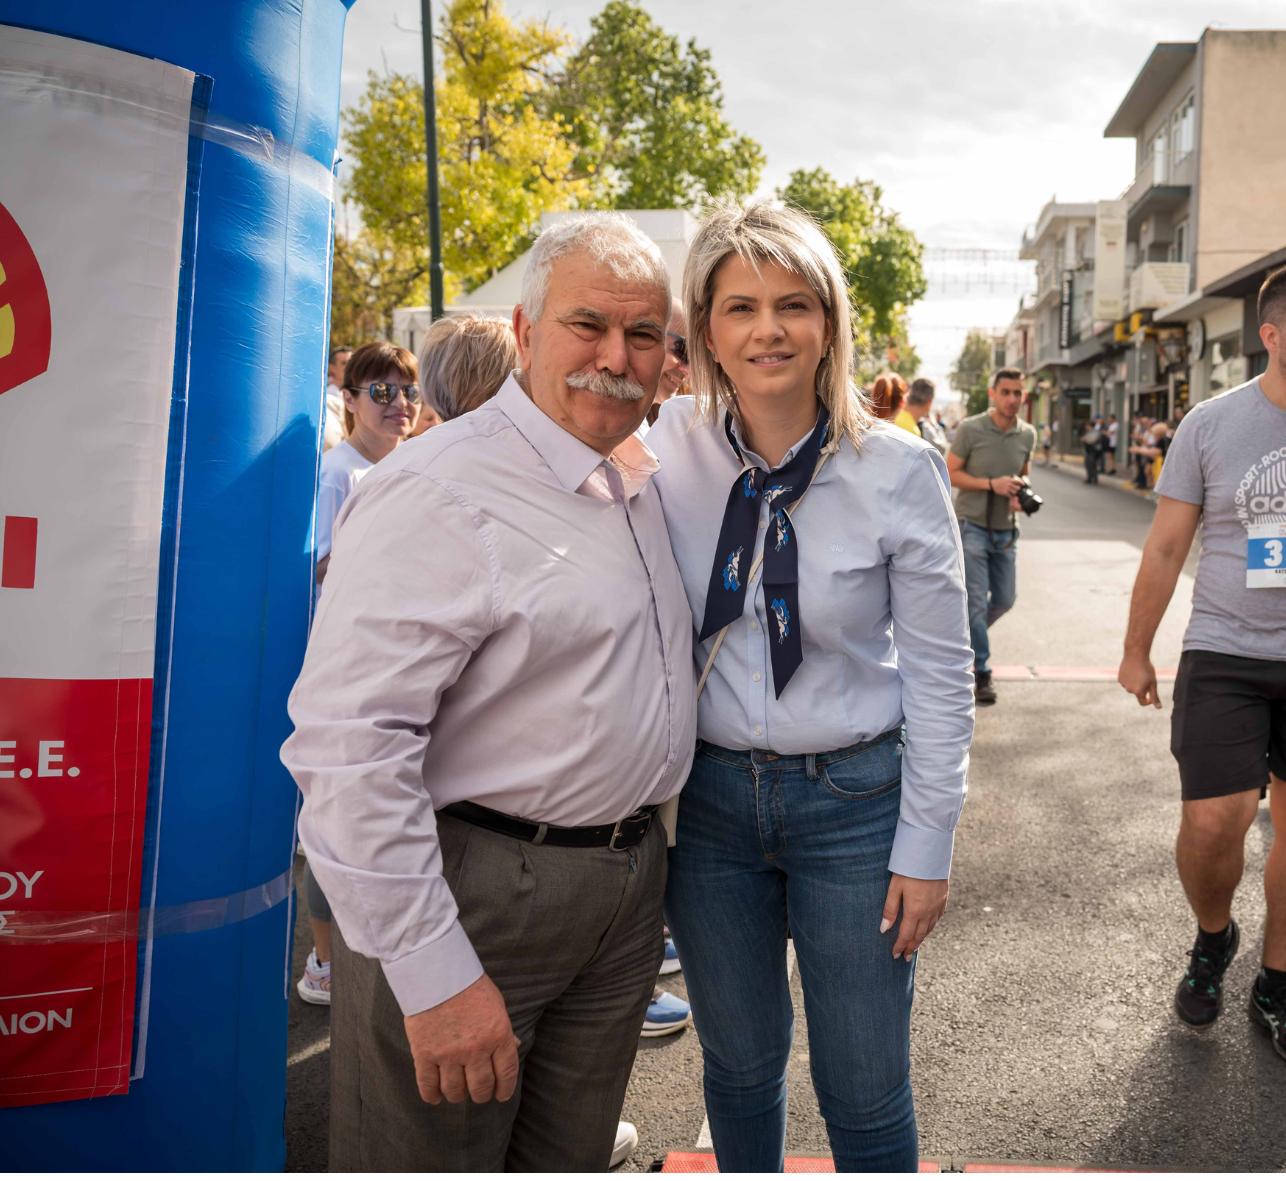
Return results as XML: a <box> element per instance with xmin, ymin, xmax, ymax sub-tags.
<box><xmin>647</xmin><ymin>201</ymin><xmax>974</xmax><ymax>1172</ymax></box>
<box><xmin>413</xmin><ymin>313</ymin><xmax>519</xmax><ymax>434</ymax></box>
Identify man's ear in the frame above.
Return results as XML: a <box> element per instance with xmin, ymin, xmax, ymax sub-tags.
<box><xmin>1261</xmin><ymin>320</ymin><xmax>1280</xmax><ymax>356</ymax></box>
<box><xmin>513</xmin><ymin>304</ymin><xmax>535</xmax><ymax>371</ymax></box>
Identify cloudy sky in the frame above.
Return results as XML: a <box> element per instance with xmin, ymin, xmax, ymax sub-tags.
<box><xmin>338</xmin><ymin>0</ymin><xmax>1284</xmax><ymax>389</ymax></box>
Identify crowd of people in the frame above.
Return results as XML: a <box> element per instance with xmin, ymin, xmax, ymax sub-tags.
<box><xmin>279</xmin><ymin>204</ymin><xmax>1286</xmax><ymax>1172</ymax></box>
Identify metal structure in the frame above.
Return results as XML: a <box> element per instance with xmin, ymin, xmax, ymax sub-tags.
<box><xmin>420</xmin><ymin>0</ymin><xmax>445</xmax><ymax>320</ymax></box>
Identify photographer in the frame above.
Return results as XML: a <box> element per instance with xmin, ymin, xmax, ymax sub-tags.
<box><xmin>946</xmin><ymin>368</ymin><xmax>1039</xmax><ymax>705</ymax></box>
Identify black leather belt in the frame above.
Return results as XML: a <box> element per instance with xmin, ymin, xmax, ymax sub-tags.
<box><xmin>440</xmin><ymin>800</ymin><xmax>656</xmax><ymax>851</ymax></box>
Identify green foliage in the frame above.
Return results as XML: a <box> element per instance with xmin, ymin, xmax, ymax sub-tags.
<box><xmin>950</xmin><ymin>329</ymin><xmax>995</xmax><ymax>416</ymax></box>
<box><xmin>551</xmin><ymin>0</ymin><xmax>764</xmax><ymax>209</ymax></box>
<box><xmin>329</xmin><ymin>227</ymin><xmax>429</xmax><ymax>349</ymax></box>
<box><xmin>776</xmin><ymin>168</ymin><xmax>925</xmax><ymax>381</ymax></box>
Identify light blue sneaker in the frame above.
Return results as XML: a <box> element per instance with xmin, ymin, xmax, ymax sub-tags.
<box><xmin>658</xmin><ymin>936</ymin><xmax>682</xmax><ymax>976</ymax></box>
<box><xmin>642</xmin><ymin>987</ymin><xmax>691</xmax><ymax>1037</ymax></box>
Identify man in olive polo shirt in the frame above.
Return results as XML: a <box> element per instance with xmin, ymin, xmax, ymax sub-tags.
<box><xmin>946</xmin><ymin>368</ymin><xmax>1038</xmax><ymax>704</ymax></box>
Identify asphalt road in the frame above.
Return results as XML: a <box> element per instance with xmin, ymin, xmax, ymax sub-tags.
<box><xmin>283</xmin><ymin>463</ymin><xmax>1283</xmax><ymax>1172</ymax></box>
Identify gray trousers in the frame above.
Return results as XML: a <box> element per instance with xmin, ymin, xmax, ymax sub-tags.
<box><xmin>329</xmin><ymin>811</ymin><xmax>667</xmax><ymax>1171</ymax></box>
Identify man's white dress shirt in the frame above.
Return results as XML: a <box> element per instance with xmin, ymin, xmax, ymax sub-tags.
<box><xmin>282</xmin><ymin>375</ymin><xmax>697</xmax><ymax>1015</ymax></box>
<box><xmin>647</xmin><ymin>396</ymin><xmax>974</xmax><ymax>880</ymax></box>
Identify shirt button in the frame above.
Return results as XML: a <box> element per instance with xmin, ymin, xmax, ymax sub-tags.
<box><xmin>749</xmin><ymin>620</ymin><xmax>758</xmax><ymax>631</ymax></box>
<box><xmin>754</xmin><ymin>726</ymin><xmax>763</xmax><ymax>737</ymax></box>
<box><xmin>753</xmin><ymin>672</ymin><xmax>761</xmax><ymax>682</ymax></box>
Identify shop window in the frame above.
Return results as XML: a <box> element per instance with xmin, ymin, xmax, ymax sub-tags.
<box><xmin>1209</xmin><ymin>334</ymin><xmax>1247</xmax><ymax>395</ymax></box>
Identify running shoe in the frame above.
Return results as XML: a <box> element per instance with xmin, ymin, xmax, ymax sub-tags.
<box><xmin>641</xmin><ymin>988</ymin><xmax>691</xmax><ymax>1037</ymax></box>
<box><xmin>1249</xmin><ymin>971</ymin><xmax>1286</xmax><ymax>1062</ymax></box>
<box><xmin>1174</xmin><ymin>920</ymin><xmax>1238</xmax><ymax>1027</ymax></box>
<box><xmin>297</xmin><ymin>948</ymin><xmax>332</xmax><ymax>1006</ymax></box>
<box><xmin>611</xmin><ymin>1121</ymin><xmax>638</xmax><ymax>1168</ymax></box>
<box><xmin>658</xmin><ymin>936</ymin><xmax>682</xmax><ymax>976</ymax></box>
<box><xmin>974</xmin><ymin>671</ymin><xmax>997</xmax><ymax>705</ymax></box>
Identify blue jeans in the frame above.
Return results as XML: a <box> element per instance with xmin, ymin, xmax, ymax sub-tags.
<box><xmin>959</xmin><ymin>520</ymin><xmax>1018</xmax><ymax>674</ymax></box>
<box><xmin>665</xmin><ymin>730</ymin><xmax>918</xmax><ymax>1173</ymax></box>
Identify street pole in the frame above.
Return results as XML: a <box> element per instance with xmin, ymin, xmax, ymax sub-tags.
<box><xmin>421</xmin><ymin>0</ymin><xmax>445</xmax><ymax>321</ymax></box>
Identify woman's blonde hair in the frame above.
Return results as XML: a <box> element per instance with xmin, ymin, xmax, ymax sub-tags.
<box><xmin>417</xmin><ymin>315</ymin><xmax>519</xmax><ymax>421</ymax></box>
<box><xmin>683</xmin><ymin>199</ymin><xmax>871</xmax><ymax>446</ymax></box>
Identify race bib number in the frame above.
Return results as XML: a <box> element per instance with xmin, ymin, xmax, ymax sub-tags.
<box><xmin>1247</xmin><ymin>522</ymin><xmax>1286</xmax><ymax>588</ymax></box>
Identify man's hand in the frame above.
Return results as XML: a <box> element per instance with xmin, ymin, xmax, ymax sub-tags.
<box><xmin>1118</xmin><ymin>651</ymin><xmax>1162</xmax><ymax>708</ymax></box>
<box><xmin>990</xmin><ymin>475</ymin><xmax>1024</xmax><ymax>497</ymax></box>
<box><xmin>403</xmin><ymin>974</ymin><xmax>520</xmax><ymax>1106</ymax></box>
<box><xmin>881</xmin><ymin>874</ymin><xmax>949</xmax><ymax>960</ymax></box>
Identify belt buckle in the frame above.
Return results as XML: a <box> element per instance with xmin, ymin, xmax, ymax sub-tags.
<box><xmin>608</xmin><ymin>809</ymin><xmax>649</xmax><ymax>852</ymax></box>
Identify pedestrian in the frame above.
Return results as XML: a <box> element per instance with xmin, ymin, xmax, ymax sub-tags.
<box><xmin>1040</xmin><ymin>422</ymin><xmax>1053</xmax><ymax>466</ymax></box>
<box><xmin>1081</xmin><ymin>416</ymin><xmax>1101</xmax><ymax>484</ymax></box>
<box><xmin>1117</xmin><ymin>264</ymin><xmax>1286</xmax><ymax>1062</ymax></box>
<box><xmin>1131</xmin><ymin>416</ymin><xmax>1152</xmax><ymax>489</ymax></box>
<box><xmin>907</xmin><ymin>377</ymin><xmax>947</xmax><ymax>455</ymax></box>
<box><xmin>647</xmin><ymin>200</ymin><xmax>974</xmax><ymax>1173</ymax></box>
<box><xmin>1105</xmin><ymin>413</ymin><xmax>1119</xmax><ymax>475</ymax></box>
<box><xmin>414</xmin><ymin>313</ymin><xmax>518</xmax><ymax>427</ymax></box>
<box><xmin>870</xmin><ymin>371</ymin><xmax>914</xmax><ymax>432</ymax></box>
<box><xmin>946</xmin><ymin>369</ymin><xmax>1039</xmax><ymax>706</ymax></box>
<box><xmin>296</xmin><ymin>341</ymin><xmax>421</xmax><ymax>1008</ymax></box>
<box><xmin>282</xmin><ymin>212</ymin><xmax>696</xmax><ymax>1170</ymax></box>
<box><xmin>323</xmin><ymin>346</ymin><xmax>352</xmax><ymax>452</ymax></box>
<box><xmin>1128</xmin><ymin>420</ymin><xmax>1171</xmax><ymax>490</ymax></box>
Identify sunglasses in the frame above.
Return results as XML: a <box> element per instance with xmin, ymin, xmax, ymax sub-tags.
<box><xmin>667</xmin><ymin>332</ymin><xmax>688</xmax><ymax>366</ymax></box>
<box><xmin>347</xmin><ymin>382</ymin><xmax>421</xmax><ymax>405</ymax></box>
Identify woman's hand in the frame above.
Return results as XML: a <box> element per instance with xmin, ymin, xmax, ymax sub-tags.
<box><xmin>881</xmin><ymin>873</ymin><xmax>949</xmax><ymax>961</ymax></box>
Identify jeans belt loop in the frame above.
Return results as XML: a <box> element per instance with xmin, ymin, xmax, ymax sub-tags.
<box><xmin>531</xmin><ymin>822</ymin><xmax>549</xmax><ymax>846</ymax></box>
<box><xmin>806</xmin><ymin>753</ymin><xmax>818</xmax><ymax>780</ymax></box>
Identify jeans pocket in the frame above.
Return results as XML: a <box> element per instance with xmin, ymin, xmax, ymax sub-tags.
<box><xmin>818</xmin><ymin>740</ymin><xmax>902</xmax><ymax>801</ymax></box>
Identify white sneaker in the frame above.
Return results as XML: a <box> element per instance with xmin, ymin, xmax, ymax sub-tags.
<box><xmin>296</xmin><ymin>948</ymin><xmax>331</xmax><ymax>1006</ymax></box>
<box><xmin>611</xmin><ymin>1120</ymin><xmax>638</xmax><ymax>1168</ymax></box>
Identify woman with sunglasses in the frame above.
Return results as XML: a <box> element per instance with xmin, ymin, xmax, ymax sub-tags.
<box><xmin>297</xmin><ymin>339</ymin><xmax>419</xmax><ymax>1009</ymax></box>
<box><xmin>646</xmin><ymin>202</ymin><xmax>974</xmax><ymax>1172</ymax></box>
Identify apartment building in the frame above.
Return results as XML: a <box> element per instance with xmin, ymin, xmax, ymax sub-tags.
<box><xmin>1002</xmin><ymin>28</ymin><xmax>1286</xmax><ymax>454</ymax></box>
<box><xmin>1104</xmin><ymin>30</ymin><xmax>1286</xmax><ymax>412</ymax></box>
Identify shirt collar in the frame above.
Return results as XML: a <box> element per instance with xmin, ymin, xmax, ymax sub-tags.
<box><xmin>728</xmin><ymin>410</ymin><xmax>821</xmax><ymax>473</ymax></box>
<box><xmin>495</xmin><ymin>372</ymin><xmax>659</xmax><ymax>499</ymax></box>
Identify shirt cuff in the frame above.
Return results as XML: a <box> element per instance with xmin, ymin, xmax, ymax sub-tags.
<box><xmin>379</xmin><ymin>919</ymin><xmax>485</xmax><ymax>1016</ymax></box>
<box><xmin>888</xmin><ymin>820</ymin><xmax>955</xmax><ymax>880</ymax></box>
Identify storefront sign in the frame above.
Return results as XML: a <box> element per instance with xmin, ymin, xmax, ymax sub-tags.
<box><xmin>1093</xmin><ymin>200</ymin><xmax>1128</xmax><ymax>322</ymax></box>
<box><xmin>1059</xmin><ymin>270</ymin><xmax>1074</xmax><ymax>349</ymax></box>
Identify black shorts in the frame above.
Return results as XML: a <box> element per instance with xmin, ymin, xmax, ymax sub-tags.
<box><xmin>1171</xmin><ymin>649</ymin><xmax>1286</xmax><ymax>801</ymax></box>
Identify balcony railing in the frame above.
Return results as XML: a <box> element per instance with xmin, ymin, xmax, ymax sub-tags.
<box><xmin>1122</xmin><ymin>149</ymin><xmax>1195</xmax><ymax>213</ymax></box>
<box><xmin>1128</xmin><ymin>262</ymin><xmax>1191</xmax><ymax>312</ymax></box>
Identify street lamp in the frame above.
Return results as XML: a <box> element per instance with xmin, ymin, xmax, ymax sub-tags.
<box><xmin>420</xmin><ymin>0</ymin><xmax>445</xmax><ymax>321</ymax></box>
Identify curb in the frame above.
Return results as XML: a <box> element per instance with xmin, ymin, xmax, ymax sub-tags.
<box><xmin>656</xmin><ymin>1152</ymin><xmax>1145</xmax><ymax>1173</ymax></box>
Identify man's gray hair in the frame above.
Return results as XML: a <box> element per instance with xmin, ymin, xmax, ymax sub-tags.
<box><xmin>520</xmin><ymin>212</ymin><xmax>670</xmax><ymax>323</ymax></box>
<box><xmin>907</xmin><ymin>377</ymin><xmax>936</xmax><ymax>406</ymax></box>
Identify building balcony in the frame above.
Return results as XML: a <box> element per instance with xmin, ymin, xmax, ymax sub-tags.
<box><xmin>1128</xmin><ymin>262</ymin><xmax>1191</xmax><ymax>312</ymax></box>
<box><xmin>1123</xmin><ymin>149</ymin><xmax>1194</xmax><ymax>233</ymax></box>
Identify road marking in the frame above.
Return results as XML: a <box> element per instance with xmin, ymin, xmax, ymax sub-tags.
<box><xmin>0</xmin><ymin>986</ymin><xmax>92</xmax><ymax>1002</ymax></box>
<box><xmin>990</xmin><ymin>665</ymin><xmax>1177</xmax><ymax>682</ymax></box>
<box><xmin>286</xmin><ymin>1034</ymin><xmax>330</xmax><ymax>1067</ymax></box>
<box><xmin>695</xmin><ymin>940</ymin><xmax>796</xmax><ymax>1149</ymax></box>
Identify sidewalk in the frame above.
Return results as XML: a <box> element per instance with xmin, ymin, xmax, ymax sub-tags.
<box><xmin>1041</xmin><ymin>454</ymin><xmax>1154</xmax><ymax>500</ymax></box>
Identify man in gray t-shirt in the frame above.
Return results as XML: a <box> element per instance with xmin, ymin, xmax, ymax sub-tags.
<box><xmin>1118</xmin><ymin>264</ymin><xmax>1286</xmax><ymax>1055</ymax></box>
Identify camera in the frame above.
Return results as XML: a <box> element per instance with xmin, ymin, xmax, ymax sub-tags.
<box><xmin>1015</xmin><ymin>480</ymin><xmax>1043</xmax><ymax>516</ymax></box>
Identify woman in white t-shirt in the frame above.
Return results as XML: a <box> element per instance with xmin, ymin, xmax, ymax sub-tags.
<box><xmin>314</xmin><ymin>340</ymin><xmax>421</xmax><ymax>592</ymax></box>
<box><xmin>299</xmin><ymin>339</ymin><xmax>419</xmax><ymax>1009</ymax></box>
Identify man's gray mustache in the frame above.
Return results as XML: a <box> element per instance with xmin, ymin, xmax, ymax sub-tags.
<box><xmin>565</xmin><ymin>370</ymin><xmax>647</xmax><ymax>402</ymax></box>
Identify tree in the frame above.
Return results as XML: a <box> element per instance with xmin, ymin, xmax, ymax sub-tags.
<box><xmin>329</xmin><ymin>227</ymin><xmax>429</xmax><ymax>348</ymax></box>
<box><xmin>341</xmin><ymin>0</ymin><xmax>586</xmax><ymax>303</ymax></box>
<box><xmin>950</xmin><ymin>329</ymin><xmax>995</xmax><ymax>416</ymax></box>
<box><xmin>551</xmin><ymin>1</ymin><xmax>764</xmax><ymax>210</ymax></box>
<box><xmin>776</xmin><ymin>168</ymin><xmax>925</xmax><ymax>380</ymax></box>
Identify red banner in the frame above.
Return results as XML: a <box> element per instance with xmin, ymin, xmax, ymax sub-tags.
<box><xmin>0</xmin><ymin>678</ymin><xmax>152</xmax><ymax>1107</ymax></box>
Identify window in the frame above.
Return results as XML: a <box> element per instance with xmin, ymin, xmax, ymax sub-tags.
<box><xmin>1153</xmin><ymin>127</ymin><xmax>1168</xmax><ymax>184</ymax></box>
<box><xmin>1178</xmin><ymin>96</ymin><xmax>1195</xmax><ymax>157</ymax></box>
<box><xmin>1209</xmin><ymin>334</ymin><xmax>1246</xmax><ymax>395</ymax></box>
<box><xmin>1171</xmin><ymin>221</ymin><xmax>1188</xmax><ymax>264</ymax></box>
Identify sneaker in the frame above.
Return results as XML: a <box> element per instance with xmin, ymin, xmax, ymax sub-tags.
<box><xmin>1174</xmin><ymin>920</ymin><xmax>1238</xmax><ymax>1027</ymax></box>
<box><xmin>658</xmin><ymin>936</ymin><xmax>682</xmax><ymax>976</ymax></box>
<box><xmin>1249</xmin><ymin>972</ymin><xmax>1286</xmax><ymax>1062</ymax></box>
<box><xmin>611</xmin><ymin>1120</ymin><xmax>638</xmax><ymax>1168</ymax></box>
<box><xmin>974</xmin><ymin>670</ymin><xmax>997</xmax><ymax>705</ymax></box>
<box><xmin>296</xmin><ymin>948</ymin><xmax>331</xmax><ymax>1006</ymax></box>
<box><xmin>642</xmin><ymin>987</ymin><xmax>691</xmax><ymax>1037</ymax></box>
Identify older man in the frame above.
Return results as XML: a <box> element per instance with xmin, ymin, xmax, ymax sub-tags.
<box><xmin>281</xmin><ymin>213</ymin><xmax>696</xmax><ymax>1170</ymax></box>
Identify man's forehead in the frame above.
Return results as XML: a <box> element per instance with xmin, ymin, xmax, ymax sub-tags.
<box><xmin>546</xmin><ymin>255</ymin><xmax>667</xmax><ymax>321</ymax></box>
<box><xmin>995</xmin><ymin>380</ymin><xmax>1025</xmax><ymax>394</ymax></box>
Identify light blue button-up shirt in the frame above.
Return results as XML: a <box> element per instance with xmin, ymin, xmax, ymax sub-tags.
<box><xmin>648</xmin><ymin>396</ymin><xmax>975</xmax><ymax>879</ymax></box>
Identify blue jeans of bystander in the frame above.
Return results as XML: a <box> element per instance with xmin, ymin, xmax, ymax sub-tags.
<box><xmin>665</xmin><ymin>730</ymin><xmax>919</xmax><ymax>1173</ymax></box>
<box><xmin>959</xmin><ymin>520</ymin><xmax>1018</xmax><ymax>674</ymax></box>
